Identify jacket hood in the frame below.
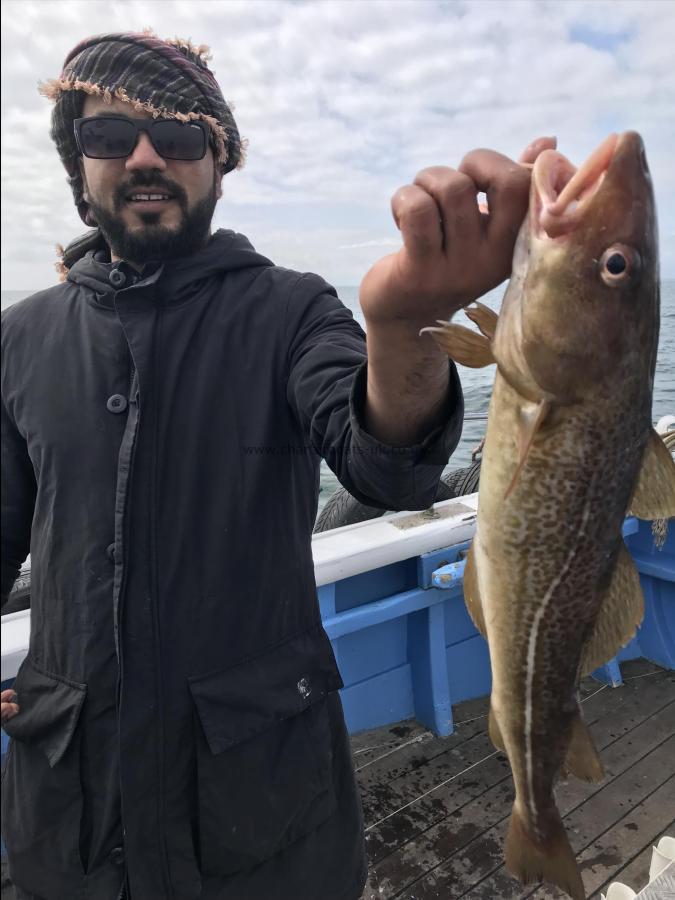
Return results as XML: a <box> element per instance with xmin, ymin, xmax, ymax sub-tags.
<box><xmin>67</xmin><ymin>229</ymin><xmax>273</xmax><ymax>302</ymax></box>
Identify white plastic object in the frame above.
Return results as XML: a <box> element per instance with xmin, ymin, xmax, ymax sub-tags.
<box><xmin>655</xmin><ymin>414</ymin><xmax>675</xmax><ymax>435</ymax></box>
<box><xmin>601</xmin><ymin>883</ymin><xmax>636</xmax><ymax>900</ymax></box>
<box><xmin>649</xmin><ymin>835</ymin><xmax>675</xmax><ymax>882</ymax></box>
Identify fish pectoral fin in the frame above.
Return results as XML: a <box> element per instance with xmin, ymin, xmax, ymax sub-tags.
<box><xmin>563</xmin><ymin>712</ymin><xmax>604</xmax><ymax>783</ymax></box>
<box><xmin>505</xmin><ymin>802</ymin><xmax>585</xmax><ymax>900</ymax></box>
<box><xmin>464</xmin><ymin>301</ymin><xmax>499</xmax><ymax>340</ymax></box>
<box><xmin>462</xmin><ymin>542</ymin><xmax>487</xmax><ymax>637</ymax></box>
<box><xmin>504</xmin><ymin>399</ymin><xmax>551</xmax><ymax>499</ymax></box>
<box><xmin>628</xmin><ymin>428</ymin><xmax>675</xmax><ymax>520</ymax></box>
<box><xmin>420</xmin><ymin>321</ymin><xmax>495</xmax><ymax>368</ymax></box>
<box><xmin>580</xmin><ymin>542</ymin><xmax>644</xmax><ymax>677</ymax></box>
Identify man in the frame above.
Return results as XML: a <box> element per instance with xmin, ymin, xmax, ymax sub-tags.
<box><xmin>1</xmin><ymin>30</ymin><xmax>552</xmax><ymax>900</ymax></box>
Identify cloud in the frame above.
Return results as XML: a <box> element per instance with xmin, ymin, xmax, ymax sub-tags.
<box><xmin>338</xmin><ymin>239</ymin><xmax>401</xmax><ymax>250</ymax></box>
<box><xmin>2</xmin><ymin>0</ymin><xmax>674</xmax><ymax>291</ymax></box>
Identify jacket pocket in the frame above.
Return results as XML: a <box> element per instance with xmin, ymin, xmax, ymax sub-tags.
<box><xmin>188</xmin><ymin>624</ymin><xmax>343</xmax><ymax>876</ymax></box>
<box><xmin>1</xmin><ymin>658</ymin><xmax>87</xmax><ymax>893</ymax></box>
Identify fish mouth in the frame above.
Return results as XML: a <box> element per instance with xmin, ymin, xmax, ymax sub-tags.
<box><xmin>532</xmin><ymin>133</ymin><xmax>624</xmax><ymax>239</ymax></box>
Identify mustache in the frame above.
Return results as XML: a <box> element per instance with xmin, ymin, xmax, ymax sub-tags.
<box><xmin>114</xmin><ymin>174</ymin><xmax>187</xmax><ymax>208</ymax></box>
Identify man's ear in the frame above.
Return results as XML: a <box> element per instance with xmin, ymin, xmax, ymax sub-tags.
<box><xmin>215</xmin><ymin>170</ymin><xmax>224</xmax><ymax>200</ymax></box>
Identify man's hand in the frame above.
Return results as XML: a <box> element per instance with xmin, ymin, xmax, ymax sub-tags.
<box><xmin>360</xmin><ymin>136</ymin><xmax>557</xmax><ymax>327</ymax></box>
<box><xmin>359</xmin><ymin>137</ymin><xmax>556</xmax><ymax>447</ymax></box>
<box><xmin>1</xmin><ymin>689</ymin><xmax>19</xmax><ymax>724</ymax></box>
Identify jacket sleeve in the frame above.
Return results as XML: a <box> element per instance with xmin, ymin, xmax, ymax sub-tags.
<box><xmin>1</xmin><ymin>389</ymin><xmax>36</xmax><ymax>608</ymax></box>
<box><xmin>285</xmin><ymin>273</ymin><xmax>464</xmax><ymax>511</ymax></box>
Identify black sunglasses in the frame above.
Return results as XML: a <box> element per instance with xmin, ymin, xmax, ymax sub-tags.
<box><xmin>73</xmin><ymin>116</ymin><xmax>209</xmax><ymax>161</ymax></box>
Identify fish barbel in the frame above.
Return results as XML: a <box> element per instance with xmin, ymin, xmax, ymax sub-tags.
<box><xmin>424</xmin><ymin>132</ymin><xmax>675</xmax><ymax>899</ymax></box>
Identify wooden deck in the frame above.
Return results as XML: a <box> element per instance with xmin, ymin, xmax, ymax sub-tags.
<box><xmin>353</xmin><ymin>658</ymin><xmax>675</xmax><ymax>900</ymax></box>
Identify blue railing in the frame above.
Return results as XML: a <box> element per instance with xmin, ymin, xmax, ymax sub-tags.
<box><xmin>320</xmin><ymin>516</ymin><xmax>674</xmax><ymax>736</ymax></box>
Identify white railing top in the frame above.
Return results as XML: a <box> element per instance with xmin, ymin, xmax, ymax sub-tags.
<box><xmin>1</xmin><ymin>494</ymin><xmax>479</xmax><ymax>682</ymax></box>
<box><xmin>312</xmin><ymin>494</ymin><xmax>478</xmax><ymax>586</ymax></box>
<box><xmin>1</xmin><ymin>608</ymin><xmax>30</xmax><ymax>683</ymax></box>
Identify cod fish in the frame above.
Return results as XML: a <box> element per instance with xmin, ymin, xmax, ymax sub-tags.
<box><xmin>425</xmin><ymin>132</ymin><xmax>675</xmax><ymax>899</ymax></box>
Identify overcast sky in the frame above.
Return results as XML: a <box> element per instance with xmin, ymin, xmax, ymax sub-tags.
<box><xmin>2</xmin><ymin>0</ymin><xmax>674</xmax><ymax>291</ymax></box>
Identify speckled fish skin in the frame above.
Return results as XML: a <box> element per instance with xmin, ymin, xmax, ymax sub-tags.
<box><xmin>469</xmin><ymin>132</ymin><xmax>660</xmax><ymax>899</ymax></box>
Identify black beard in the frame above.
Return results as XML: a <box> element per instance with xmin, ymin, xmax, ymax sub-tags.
<box><xmin>87</xmin><ymin>177</ymin><xmax>218</xmax><ymax>266</ymax></box>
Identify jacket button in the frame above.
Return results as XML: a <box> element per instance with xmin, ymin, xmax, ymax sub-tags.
<box><xmin>109</xmin><ymin>269</ymin><xmax>126</xmax><ymax>288</ymax></box>
<box><xmin>106</xmin><ymin>543</ymin><xmax>116</xmax><ymax>562</ymax></box>
<box><xmin>109</xmin><ymin>845</ymin><xmax>124</xmax><ymax>866</ymax></box>
<box><xmin>107</xmin><ymin>394</ymin><xmax>128</xmax><ymax>413</ymax></box>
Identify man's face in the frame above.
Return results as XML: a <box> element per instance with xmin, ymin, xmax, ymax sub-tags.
<box><xmin>79</xmin><ymin>95</ymin><xmax>223</xmax><ymax>265</ymax></box>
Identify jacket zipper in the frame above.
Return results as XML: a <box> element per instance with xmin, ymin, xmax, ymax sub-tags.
<box><xmin>147</xmin><ymin>305</ymin><xmax>173</xmax><ymax>894</ymax></box>
<box><xmin>114</xmin><ymin>352</ymin><xmax>140</xmax><ymax>889</ymax></box>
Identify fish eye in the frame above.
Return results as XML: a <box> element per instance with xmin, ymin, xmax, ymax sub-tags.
<box><xmin>599</xmin><ymin>244</ymin><xmax>640</xmax><ymax>287</ymax></box>
<box><xmin>606</xmin><ymin>253</ymin><xmax>626</xmax><ymax>275</ymax></box>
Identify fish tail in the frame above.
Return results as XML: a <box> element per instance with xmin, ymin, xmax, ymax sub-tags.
<box><xmin>505</xmin><ymin>801</ymin><xmax>585</xmax><ymax>900</ymax></box>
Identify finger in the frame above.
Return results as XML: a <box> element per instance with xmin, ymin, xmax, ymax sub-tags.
<box><xmin>391</xmin><ymin>184</ymin><xmax>444</xmax><ymax>258</ymax></box>
<box><xmin>459</xmin><ymin>148</ymin><xmax>530</xmax><ymax>270</ymax></box>
<box><xmin>519</xmin><ymin>135</ymin><xmax>557</xmax><ymax>165</ymax></box>
<box><xmin>1</xmin><ymin>690</ymin><xmax>17</xmax><ymax>702</ymax></box>
<box><xmin>1</xmin><ymin>702</ymin><xmax>20</xmax><ymax>723</ymax></box>
<box><xmin>413</xmin><ymin>166</ymin><xmax>482</xmax><ymax>254</ymax></box>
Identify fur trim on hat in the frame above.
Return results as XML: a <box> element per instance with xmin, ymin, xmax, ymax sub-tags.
<box><xmin>38</xmin><ymin>77</ymin><xmax>245</xmax><ymax>170</ymax></box>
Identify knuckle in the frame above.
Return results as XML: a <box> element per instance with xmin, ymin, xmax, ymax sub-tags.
<box><xmin>396</xmin><ymin>191</ymin><xmax>434</xmax><ymax>224</ymax></box>
<box><xmin>440</xmin><ymin>172</ymin><xmax>476</xmax><ymax>203</ymax></box>
<box><xmin>458</xmin><ymin>148</ymin><xmax>488</xmax><ymax>170</ymax></box>
<box><xmin>413</xmin><ymin>165</ymin><xmax>454</xmax><ymax>186</ymax></box>
<box><xmin>494</xmin><ymin>165</ymin><xmax>531</xmax><ymax>197</ymax></box>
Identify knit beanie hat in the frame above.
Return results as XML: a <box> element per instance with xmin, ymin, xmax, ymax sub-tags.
<box><xmin>40</xmin><ymin>30</ymin><xmax>245</xmax><ymax>230</ymax></box>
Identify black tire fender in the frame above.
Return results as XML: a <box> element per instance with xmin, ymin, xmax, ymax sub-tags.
<box><xmin>313</xmin><ymin>460</ymin><xmax>482</xmax><ymax>534</ymax></box>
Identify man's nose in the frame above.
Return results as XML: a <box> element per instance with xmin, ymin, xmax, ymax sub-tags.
<box><xmin>125</xmin><ymin>132</ymin><xmax>167</xmax><ymax>172</ymax></box>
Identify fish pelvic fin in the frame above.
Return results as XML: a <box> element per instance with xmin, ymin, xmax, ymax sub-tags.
<box><xmin>628</xmin><ymin>428</ymin><xmax>675</xmax><ymax>520</ymax></box>
<box><xmin>580</xmin><ymin>543</ymin><xmax>643</xmax><ymax>677</ymax></box>
<box><xmin>505</xmin><ymin>802</ymin><xmax>585</xmax><ymax>900</ymax></box>
<box><xmin>504</xmin><ymin>399</ymin><xmax>552</xmax><ymax>499</ymax></box>
<box><xmin>463</xmin><ymin>542</ymin><xmax>487</xmax><ymax>636</ymax></box>
<box><xmin>488</xmin><ymin>705</ymin><xmax>505</xmax><ymax>752</ymax></box>
<box><xmin>563</xmin><ymin>712</ymin><xmax>604</xmax><ymax>783</ymax></box>
<box><xmin>464</xmin><ymin>301</ymin><xmax>499</xmax><ymax>340</ymax></box>
<box><xmin>420</xmin><ymin>321</ymin><xmax>495</xmax><ymax>368</ymax></box>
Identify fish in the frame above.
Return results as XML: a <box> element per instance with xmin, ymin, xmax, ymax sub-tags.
<box><xmin>423</xmin><ymin>132</ymin><xmax>675</xmax><ymax>899</ymax></box>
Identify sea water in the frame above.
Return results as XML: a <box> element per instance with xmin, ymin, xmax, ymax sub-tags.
<box><xmin>2</xmin><ymin>281</ymin><xmax>674</xmax><ymax>512</ymax></box>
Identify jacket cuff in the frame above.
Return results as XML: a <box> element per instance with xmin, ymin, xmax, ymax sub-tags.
<box><xmin>346</xmin><ymin>360</ymin><xmax>464</xmax><ymax>510</ymax></box>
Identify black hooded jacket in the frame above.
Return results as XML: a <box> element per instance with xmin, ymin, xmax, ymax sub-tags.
<box><xmin>1</xmin><ymin>230</ymin><xmax>463</xmax><ymax>899</ymax></box>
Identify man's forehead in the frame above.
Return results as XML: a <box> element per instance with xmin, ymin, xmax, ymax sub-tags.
<box><xmin>82</xmin><ymin>95</ymin><xmax>154</xmax><ymax>120</ymax></box>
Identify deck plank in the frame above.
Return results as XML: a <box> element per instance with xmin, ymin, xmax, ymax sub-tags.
<box><xmin>365</xmin><ymin>708</ymin><xmax>674</xmax><ymax>899</ymax></box>
<box><xmin>358</xmin><ymin>664</ymin><xmax>673</xmax><ymax>827</ymax></box>
<box><xmin>357</xmin><ymin>662</ymin><xmax>675</xmax><ymax>900</ymax></box>
<box><xmin>459</xmin><ymin>732</ymin><xmax>674</xmax><ymax>899</ymax></box>
<box><xmin>361</xmin><ymin>669</ymin><xmax>674</xmax><ymax>868</ymax></box>
<box><xmin>525</xmin><ymin>776</ymin><xmax>675</xmax><ymax>899</ymax></box>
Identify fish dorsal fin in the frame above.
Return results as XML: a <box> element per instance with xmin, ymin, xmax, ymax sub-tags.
<box><xmin>579</xmin><ymin>542</ymin><xmax>644</xmax><ymax>677</ymax></box>
<box><xmin>504</xmin><ymin>399</ymin><xmax>551</xmax><ymax>499</ymax></box>
<box><xmin>463</xmin><ymin>542</ymin><xmax>487</xmax><ymax>636</ymax></box>
<box><xmin>628</xmin><ymin>428</ymin><xmax>675</xmax><ymax>520</ymax></box>
<box><xmin>420</xmin><ymin>321</ymin><xmax>495</xmax><ymax>368</ymax></box>
<box><xmin>464</xmin><ymin>301</ymin><xmax>499</xmax><ymax>340</ymax></box>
